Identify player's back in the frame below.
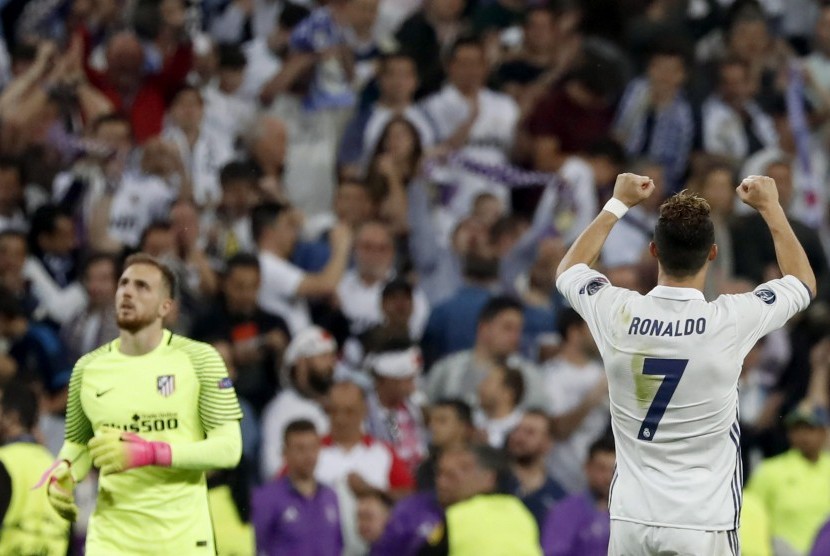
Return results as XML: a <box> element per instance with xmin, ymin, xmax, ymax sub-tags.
<box><xmin>604</xmin><ymin>289</ymin><xmax>743</xmax><ymax>530</ymax></box>
<box><xmin>556</xmin><ymin>264</ymin><xmax>811</xmax><ymax>532</ymax></box>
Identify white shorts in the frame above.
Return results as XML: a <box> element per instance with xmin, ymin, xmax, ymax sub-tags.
<box><xmin>609</xmin><ymin>520</ymin><xmax>740</xmax><ymax>556</ymax></box>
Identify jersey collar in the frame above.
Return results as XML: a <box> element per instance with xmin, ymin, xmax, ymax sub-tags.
<box><xmin>647</xmin><ymin>285</ymin><xmax>706</xmax><ymax>301</ymax></box>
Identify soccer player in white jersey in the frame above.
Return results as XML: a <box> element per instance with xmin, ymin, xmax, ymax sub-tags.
<box><xmin>555</xmin><ymin>174</ymin><xmax>816</xmax><ymax>556</ymax></box>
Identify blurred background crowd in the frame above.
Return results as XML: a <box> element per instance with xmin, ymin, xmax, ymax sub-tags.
<box><xmin>1</xmin><ymin>0</ymin><xmax>830</xmax><ymax>554</ymax></box>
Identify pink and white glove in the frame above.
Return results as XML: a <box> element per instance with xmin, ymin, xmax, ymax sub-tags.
<box><xmin>88</xmin><ymin>427</ymin><xmax>172</xmax><ymax>474</ymax></box>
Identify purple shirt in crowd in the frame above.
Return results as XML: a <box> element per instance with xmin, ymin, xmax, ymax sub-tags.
<box><xmin>370</xmin><ymin>492</ymin><xmax>444</xmax><ymax>556</ymax></box>
<box><xmin>541</xmin><ymin>492</ymin><xmax>610</xmax><ymax>556</ymax></box>
<box><xmin>251</xmin><ymin>476</ymin><xmax>343</xmax><ymax>556</ymax></box>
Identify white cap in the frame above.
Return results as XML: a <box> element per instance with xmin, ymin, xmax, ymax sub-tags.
<box><xmin>366</xmin><ymin>347</ymin><xmax>422</xmax><ymax>379</ymax></box>
<box><xmin>284</xmin><ymin>326</ymin><xmax>337</xmax><ymax>368</ymax></box>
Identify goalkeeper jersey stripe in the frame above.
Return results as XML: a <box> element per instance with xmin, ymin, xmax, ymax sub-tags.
<box><xmin>64</xmin><ymin>330</ymin><xmax>242</xmax><ymax>555</ymax></box>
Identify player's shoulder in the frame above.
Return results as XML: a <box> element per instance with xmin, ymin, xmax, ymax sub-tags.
<box><xmin>74</xmin><ymin>341</ymin><xmax>117</xmax><ymax>368</ymax></box>
<box><xmin>167</xmin><ymin>333</ymin><xmax>221</xmax><ymax>360</ymax></box>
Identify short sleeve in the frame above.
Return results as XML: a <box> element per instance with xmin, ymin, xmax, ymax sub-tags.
<box><xmin>187</xmin><ymin>342</ymin><xmax>244</xmax><ymax>431</ymax></box>
<box><xmin>260</xmin><ymin>255</ymin><xmax>306</xmax><ymax>297</ymax></box>
<box><xmin>556</xmin><ymin>264</ymin><xmax>635</xmax><ymax>346</ymax></box>
<box><xmin>720</xmin><ymin>275</ymin><xmax>811</xmax><ymax>360</ymax></box>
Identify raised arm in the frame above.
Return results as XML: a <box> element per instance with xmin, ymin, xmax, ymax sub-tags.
<box><xmin>736</xmin><ymin>175</ymin><xmax>817</xmax><ymax>298</ymax></box>
<box><xmin>556</xmin><ymin>173</ymin><xmax>655</xmax><ymax>279</ymax></box>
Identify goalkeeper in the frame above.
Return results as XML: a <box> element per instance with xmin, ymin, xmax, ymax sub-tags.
<box><xmin>40</xmin><ymin>253</ymin><xmax>243</xmax><ymax>555</ymax></box>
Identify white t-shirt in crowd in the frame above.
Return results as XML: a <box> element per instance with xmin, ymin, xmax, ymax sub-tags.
<box><xmin>259</xmin><ymin>388</ymin><xmax>329</xmax><ymax>481</ymax></box>
<box><xmin>257</xmin><ymin>250</ymin><xmax>311</xmax><ymax>335</ymax></box>
<box><xmin>556</xmin><ymin>263</ymin><xmax>811</xmax><ymax>531</ymax></box>
<box><xmin>240</xmin><ymin>38</ymin><xmax>283</xmax><ymax>100</ymax></box>
<box><xmin>163</xmin><ymin>124</ymin><xmax>235</xmax><ymax>207</ymax></box>
<box><xmin>201</xmin><ymin>84</ymin><xmax>257</xmax><ymax>143</ymax></box>
<box><xmin>601</xmin><ymin>206</ymin><xmax>658</xmax><ymax>269</ymax></box>
<box><xmin>108</xmin><ymin>172</ymin><xmax>175</xmax><ymax>248</ymax></box>
<box><xmin>419</xmin><ymin>85</ymin><xmax>519</xmax><ymax>165</ymax></box>
<box><xmin>336</xmin><ymin>269</ymin><xmax>430</xmax><ymax>338</ymax></box>
<box><xmin>474</xmin><ymin>409</ymin><xmax>524</xmax><ymax>449</ymax></box>
<box><xmin>543</xmin><ymin>356</ymin><xmax>609</xmax><ymax>493</ymax></box>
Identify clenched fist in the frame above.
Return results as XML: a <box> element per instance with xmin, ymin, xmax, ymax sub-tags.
<box><xmin>612</xmin><ymin>173</ymin><xmax>656</xmax><ymax>208</ymax></box>
<box><xmin>736</xmin><ymin>175</ymin><xmax>780</xmax><ymax>213</ymax></box>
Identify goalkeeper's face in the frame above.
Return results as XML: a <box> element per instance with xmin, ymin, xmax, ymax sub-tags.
<box><xmin>116</xmin><ymin>263</ymin><xmax>173</xmax><ymax>333</ymax></box>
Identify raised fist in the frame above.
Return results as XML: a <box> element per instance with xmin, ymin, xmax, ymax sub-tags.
<box><xmin>612</xmin><ymin>173</ymin><xmax>655</xmax><ymax>208</ymax></box>
<box><xmin>736</xmin><ymin>175</ymin><xmax>779</xmax><ymax>213</ymax></box>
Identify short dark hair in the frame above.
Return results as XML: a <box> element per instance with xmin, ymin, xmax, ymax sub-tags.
<box><xmin>653</xmin><ymin>192</ymin><xmax>714</xmax><ymax>277</ymax></box>
<box><xmin>1</xmin><ymin>380</ymin><xmax>38</xmax><ymax>431</ymax></box>
<box><xmin>478</xmin><ymin>295</ymin><xmax>523</xmax><ymax>325</ymax></box>
<box><xmin>0</xmin><ymin>229</ymin><xmax>27</xmax><ymax>246</ymax></box>
<box><xmin>462</xmin><ymin>253</ymin><xmax>499</xmax><ymax>282</ymax></box>
<box><xmin>171</xmin><ymin>85</ymin><xmax>203</xmax><ymax>106</ymax></box>
<box><xmin>718</xmin><ymin>57</ymin><xmax>750</xmax><ymax>81</ymax></box>
<box><xmin>500</xmin><ymin>365</ymin><xmax>525</xmax><ymax>407</ymax></box>
<box><xmin>647</xmin><ymin>37</ymin><xmax>691</xmax><ymax>68</ymax></box>
<box><xmin>587</xmin><ymin>138</ymin><xmax>628</xmax><ymax>167</ymax></box>
<box><xmin>382</xmin><ymin>278</ymin><xmax>413</xmax><ymax>299</ymax></box>
<box><xmin>0</xmin><ymin>156</ymin><xmax>24</xmax><ymax>183</ymax></box>
<box><xmin>279</xmin><ymin>2</ymin><xmax>311</xmax><ymax>29</ymax></box>
<box><xmin>139</xmin><ymin>221</ymin><xmax>172</xmax><ymax>250</ymax></box>
<box><xmin>225</xmin><ymin>253</ymin><xmax>260</xmax><ymax>275</ymax></box>
<box><xmin>251</xmin><ymin>202</ymin><xmax>289</xmax><ymax>244</ymax></box>
<box><xmin>220</xmin><ymin>160</ymin><xmax>259</xmax><ymax>187</ymax></box>
<box><xmin>123</xmin><ymin>253</ymin><xmax>177</xmax><ymax>300</ymax></box>
<box><xmin>568</xmin><ymin>54</ymin><xmax>622</xmax><ymax>100</ymax></box>
<box><xmin>372</xmin><ymin>336</ymin><xmax>414</xmax><ymax>354</ymax></box>
<box><xmin>489</xmin><ymin>215</ymin><xmax>525</xmax><ymax>246</ymax></box>
<box><xmin>11</xmin><ymin>43</ymin><xmax>36</xmax><ymax>64</ymax></box>
<box><xmin>588</xmin><ymin>435</ymin><xmax>616</xmax><ymax>460</ymax></box>
<box><xmin>0</xmin><ymin>287</ymin><xmax>24</xmax><ymax>320</ymax></box>
<box><xmin>217</xmin><ymin>43</ymin><xmax>247</xmax><ymax>70</ymax></box>
<box><xmin>523</xmin><ymin>408</ymin><xmax>554</xmax><ymax>437</ymax></box>
<box><xmin>433</xmin><ymin>399</ymin><xmax>474</xmax><ymax>427</ymax></box>
<box><xmin>28</xmin><ymin>204</ymin><xmax>71</xmax><ymax>252</ymax></box>
<box><xmin>378</xmin><ymin>51</ymin><xmax>416</xmax><ymax>73</ymax></box>
<box><xmin>82</xmin><ymin>252</ymin><xmax>120</xmax><ymax>280</ymax></box>
<box><xmin>448</xmin><ymin>36</ymin><xmax>485</xmax><ymax>63</ymax></box>
<box><xmin>465</xmin><ymin>443</ymin><xmax>509</xmax><ymax>492</ymax></box>
<box><xmin>556</xmin><ymin>308</ymin><xmax>586</xmax><ymax>340</ymax></box>
<box><xmin>283</xmin><ymin>418</ymin><xmax>318</xmax><ymax>443</ymax></box>
<box><xmin>91</xmin><ymin>113</ymin><xmax>131</xmax><ymax>135</ymax></box>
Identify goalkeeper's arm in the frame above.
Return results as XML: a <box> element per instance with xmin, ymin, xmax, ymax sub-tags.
<box><xmin>170</xmin><ymin>421</ymin><xmax>242</xmax><ymax>470</ymax></box>
<box><xmin>89</xmin><ymin>421</ymin><xmax>242</xmax><ymax>475</ymax></box>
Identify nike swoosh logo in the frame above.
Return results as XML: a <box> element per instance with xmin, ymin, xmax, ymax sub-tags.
<box><xmin>95</xmin><ymin>388</ymin><xmax>114</xmax><ymax>398</ymax></box>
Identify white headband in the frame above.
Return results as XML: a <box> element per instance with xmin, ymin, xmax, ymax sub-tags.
<box><xmin>367</xmin><ymin>347</ymin><xmax>422</xmax><ymax>379</ymax></box>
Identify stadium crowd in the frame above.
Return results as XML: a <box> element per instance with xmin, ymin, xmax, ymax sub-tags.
<box><xmin>2</xmin><ymin>0</ymin><xmax>830</xmax><ymax>554</ymax></box>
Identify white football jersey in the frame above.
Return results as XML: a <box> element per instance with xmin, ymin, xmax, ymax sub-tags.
<box><xmin>556</xmin><ymin>264</ymin><xmax>811</xmax><ymax>531</ymax></box>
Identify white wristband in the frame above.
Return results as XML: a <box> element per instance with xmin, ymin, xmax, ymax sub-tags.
<box><xmin>603</xmin><ymin>198</ymin><xmax>629</xmax><ymax>219</ymax></box>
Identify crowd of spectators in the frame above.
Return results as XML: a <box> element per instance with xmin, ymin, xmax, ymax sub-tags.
<box><xmin>2</xmin><ymin>0</ymin><xmax>830</xmax><ymax>554</ymax></box>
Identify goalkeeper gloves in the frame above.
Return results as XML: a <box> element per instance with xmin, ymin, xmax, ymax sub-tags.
<box><xmin>88</xmin><ymin>427</ymin><xmax>172</xmax><ymax>475</ymax></box>
<box><xmin>34</xmin><ymin>460</ymin><xmax>78</xmax><ymax>522</ymax></box>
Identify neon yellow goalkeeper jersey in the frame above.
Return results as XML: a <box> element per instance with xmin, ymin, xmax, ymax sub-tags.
<box><xmin>64</xmin><ymin>330</ymin><xmax>243</xmax><ymax>555</ymax></box>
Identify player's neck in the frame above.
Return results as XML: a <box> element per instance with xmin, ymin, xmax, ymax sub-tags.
<box><xmin>657</xmin><ymin>268</ymin><xmax>707</xmax><ymax>292</ymax></box>
<box><xmin>289</xmin><ymin>473</ymin><xmax>318</xmax><ymax>497</ymax></box>
<box><xmin>119</xmin><ymin>325</ymin><xmax>165</xmax><ymax>356</ymax></box>
<box><xmin>512</xmin><ymin>459</ymin><xmax>546</xmax><ymax>493</ymax></box>
<box><xmin>560</xmin><ymin>343</ymin><xmax>589</xmax><ymax>366</ymax></box>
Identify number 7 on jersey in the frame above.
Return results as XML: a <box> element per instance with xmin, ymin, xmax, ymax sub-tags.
<box><xmin>638</xmin><ymin>358</ymin><xmax>689</xmax><ymax>441</ymax></box>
